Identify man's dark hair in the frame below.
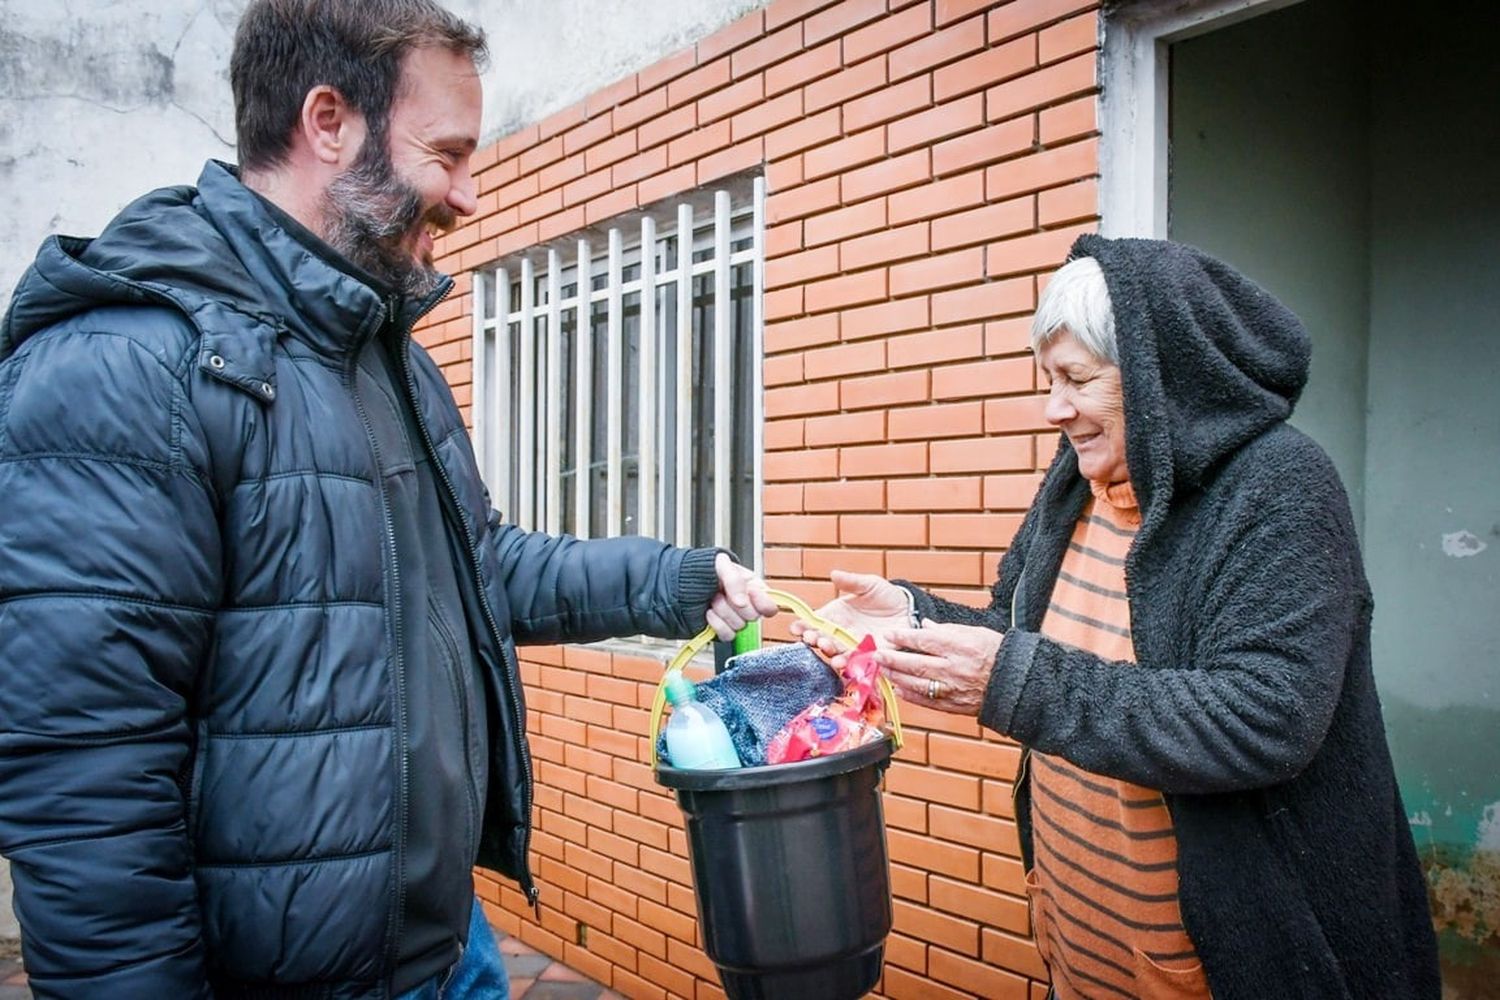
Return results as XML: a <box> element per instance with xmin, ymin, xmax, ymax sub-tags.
<box><xmin>231</xmin><ymin>0</ymin><xmax>488</xmax><ymax>172</ymax></box>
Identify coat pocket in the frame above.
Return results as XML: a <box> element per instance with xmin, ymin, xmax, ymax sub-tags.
<box><xmin>1132</xmin><ymin>947</ymin><xmax>1212</xmax><ymax>1000</ymax></box>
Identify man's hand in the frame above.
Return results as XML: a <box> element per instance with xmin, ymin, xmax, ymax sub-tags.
<box><xmin>707</xmin><ymin>553</ymin><xmax>779</xmax><ymax>641</ymax></box>
<box><xmin>792</xmin><ymin>570</ymin><xmax>913</xmax><ymax>665</ymax></box>
<box><xmin>879</xmin><ymin>621</ymin><xmax>1004</xmax><ymax>717</ymax></box>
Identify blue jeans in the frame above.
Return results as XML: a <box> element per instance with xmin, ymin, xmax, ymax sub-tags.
<box><xmin>395</xmin><ymin>898</ymin><xmax>510</xmax><ymax>1000</ymax></box>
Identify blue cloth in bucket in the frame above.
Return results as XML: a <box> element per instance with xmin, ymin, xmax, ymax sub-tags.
<box><xmin>658</xmin><ymin>644</ymin><xmax>842</xmax><ymax>767</ymax></box>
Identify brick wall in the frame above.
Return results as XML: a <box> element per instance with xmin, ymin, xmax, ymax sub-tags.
<box><xmin>417</xmin><ymin>1</ymin><xmax>1101</xmax><ymax>996</ymax></box>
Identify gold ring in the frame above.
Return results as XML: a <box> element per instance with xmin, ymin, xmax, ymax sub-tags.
<box><xmin>927</xmin><ymin>678</ymin><xmax>942</xmax><ymax>699</ymax></box>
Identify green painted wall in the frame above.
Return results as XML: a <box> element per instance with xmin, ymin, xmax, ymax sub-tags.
<box><xmin>1168</xmin><ymin>1</ymin><xmax>1499</xmax><ymax>993</ymax></box>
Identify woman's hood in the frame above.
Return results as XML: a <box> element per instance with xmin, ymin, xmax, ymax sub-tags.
<box><xmin>1067</xmin><ymin>234</ymin><xmax>1311</xmax><ymax>514</ymax></box>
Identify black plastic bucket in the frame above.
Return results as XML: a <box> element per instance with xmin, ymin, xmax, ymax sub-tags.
<box><xmin>656</xmin><ymin>737</ymin><xmax>895</xmax><ymax>999</ymax></box>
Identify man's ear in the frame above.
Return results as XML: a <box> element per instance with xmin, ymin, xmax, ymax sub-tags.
<box><xmin>298</xmin><ymin>85</ymin><xmax>366</xmax><ymax>167</ymax></box>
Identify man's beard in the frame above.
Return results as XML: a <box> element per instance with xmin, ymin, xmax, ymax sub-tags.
<box><xmin>323</xmin><ymin>136</ymin><xmax>456</xmax><ymax>299</ymax></box>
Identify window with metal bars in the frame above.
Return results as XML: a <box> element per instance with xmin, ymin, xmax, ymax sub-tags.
<box><xmin>471</xmin><ymin>176</ymin><xmax>765</xmax><ymax>568</ymax></box>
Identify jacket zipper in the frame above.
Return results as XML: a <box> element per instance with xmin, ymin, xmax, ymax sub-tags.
<box><xmin>388</xmin><ymin>289</ymin><xmax>540</xmax><ymax>910</ymax></box>
<box><xmin>429</xmin><ymin>604</ymin><xmax>479</xmax><ymax>866</ymax></box>
<box><xmin>345</xmin><ymin>334</ymin><xmax>412</xmax><ymax>974</ymax></box>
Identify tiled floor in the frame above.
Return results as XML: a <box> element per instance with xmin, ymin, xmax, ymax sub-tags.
<box><xmin>0</xmin><ymin>931</ymin><xmax>614</xmax><ymax>1000</ymax></box>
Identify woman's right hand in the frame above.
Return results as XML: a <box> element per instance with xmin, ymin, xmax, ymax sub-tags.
<box><xmin>793</xmin><ymin>570</ymin><xmax>914</xmax><ymax>665</ymax></box>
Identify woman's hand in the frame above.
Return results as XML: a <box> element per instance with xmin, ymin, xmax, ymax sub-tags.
<box><xmin>880</xmin><ymin>622</ymin><xmax>1004</xmax><ymax>716</ymax></box>
<box><xmin>792</xmin><ymin>570</ymin><xmax>913</xmax><ymax>662</ymax></box>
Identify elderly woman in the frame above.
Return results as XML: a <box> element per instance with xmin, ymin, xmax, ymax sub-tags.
<box><xmin>796</xmin><ymin>236</ymin><xmax>1439</xmax><ymax>1000</ymax></box>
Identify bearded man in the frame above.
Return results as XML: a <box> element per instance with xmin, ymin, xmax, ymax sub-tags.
<box><xmin>0</xmin><ymin>2</ymin><xmax>775</xmax><ymax>997</ymax></box>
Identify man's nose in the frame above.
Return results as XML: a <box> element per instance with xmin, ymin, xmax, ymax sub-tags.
<box><xmin>447</xmin><ymin>169</ymin><xmax>478</xmax><ymax>217</ymax></box>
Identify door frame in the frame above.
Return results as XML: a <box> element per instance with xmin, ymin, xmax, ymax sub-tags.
<box><xmin>1099</xmin><ymin>0</ymin><xmax>1304</xmax><ymax>238</ymax></box>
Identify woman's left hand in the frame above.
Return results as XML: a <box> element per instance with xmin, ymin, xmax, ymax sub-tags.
<box><xmin>881</xmin><ymin>622</ymin><xmax>1005</xmax><ymax>716</ymax></box>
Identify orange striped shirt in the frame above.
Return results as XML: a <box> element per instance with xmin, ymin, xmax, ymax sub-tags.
<box><xmin>1027</xmin><ymin>480</ymin><xmax>1212</xmax><ymax>1000</ymax></box>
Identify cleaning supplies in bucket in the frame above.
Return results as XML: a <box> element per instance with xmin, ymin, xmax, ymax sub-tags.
<box><xmin>661</xmin><ymin>671</ymin><xmax>741</xmax><ymax>770</ymax></box>
<box><xmin>764</xmin><ymin>635</ymin><xmax>888</xmax><ymax>764</ymax></box>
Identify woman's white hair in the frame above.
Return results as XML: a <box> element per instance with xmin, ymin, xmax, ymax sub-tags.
<box><xmin>1030</xmin><ymin>255</ymin><xmax>1118</xmax><ymax>364</ymax></box>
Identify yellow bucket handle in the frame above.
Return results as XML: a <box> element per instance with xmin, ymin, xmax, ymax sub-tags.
<box><xmin>649</xmin><ymin>588</ymin><xmax>905</xmax><ymax>766</ymax></box>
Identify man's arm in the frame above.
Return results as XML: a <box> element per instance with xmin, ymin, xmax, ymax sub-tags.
<box><xmin>486</xmin><ymin>516</ymin><xmax>726</xmax><ymax>645</ymax></box>
<box><xmin>0</xmin><ymin>325</ymin><xmax>216</xmax><ymax>996</ymax></box>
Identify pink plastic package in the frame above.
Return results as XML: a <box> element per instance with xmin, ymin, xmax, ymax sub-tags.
<box><xmin>765</xmin><ymin>635</ymin><xmax>889</xmax><ymax>764</ymax></box>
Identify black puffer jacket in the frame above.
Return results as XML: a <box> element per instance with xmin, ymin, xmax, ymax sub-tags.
<box><xmin>0</xmin><ymin>161</ymin><xmax>721</xmax><ymax>998</ymax></box>
<box><xmin>907</xmin><ymin>236</ymin><xmax>1440</xmax><ymax>999</ymax></box>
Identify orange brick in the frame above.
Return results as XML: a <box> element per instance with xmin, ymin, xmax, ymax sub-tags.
<box><xmin>895</xmin><ymin>899</ymin><xmax>980</xmax><ymax>957</ymax></box>
<box><xmin>766</xmin><ymin>0</ymin><xmax>841</xmax><ymax>29</ymax></box>
<box><xmin>804</xmin><ymin>479</ymin><xmax>887</xmax><ymax>511</ymax></box>
<box><xmin>889</xmin><ymin>401</ymin><xmax>984</xmax><ymax>440</ymax></box>
<box><xmin>888</xmin><ymin>170</ymin><xmax>985</xmax><ymax>225</ymax></box>
<box><xmin>585</xmin><ymin>130</ymin><xmax>638</xmax><ymax>173</ymax></box>
<box><xmin>762</xmin><ymin>545</ymin><xmax>803</xmax><ymax>576</ymax></box>
<box><xmin>931</xmin><ymin>435</ymin><xmax>1034</xmax><ymax>473</ymax></box>
<box><xmin>639</xmin><ymin>897</ymin><xmax>698</xmax><ymax>945</ymax></box>
<box><xmin>933</xmin><ymin>117</ymin><xmax>1035</xmax><ymax>177</ymax></box>
<box><xmin>841</xmin><ymin>369</ymin><xmax>930</xmax><ymax>410</ymax></box>
<box><xmin>839</xmin><ymin>442</ymin><xmax>929</xmax><ymax>478</ymax></box>
<box><xmin>935</xmin><ymin>0</ymin><xmax>996</xmax><ymax>27</ymax></box>
<box><xmin>888</xmin><ymin>324</ymin><xmax>983</xmax><ymax>368</ymax></box>
<box><xmin>885</xmin><ymin>549</ymin><xmax>984</xmax><ymax>585</ymax></box>
<box><xmin>765</xmin><ymin>243</ymin><xmax>839</xmax><ymax>290</ymax></box>
<box><xmin>763</xmin><ymin>416</ymin><xmax>805</xmax><ymax>450</ymax></box>
<box><xmin>697</xmin><ymin>7</ymin><xmax>765</xmax><ymax>63</ymax></box>
<box><xmin>699</xmin><ymin>73</ymin><xmax>765</xmax><ymax>125</ymax></box>
<box><xmin>985</xmin><ymin>393</ymin><xmax>1051</xmax><ymax>433</ymax></box>
<box><xmin>984</xmin><ymin>471</ymin><xmax>1046</xmax><ymax>509</ymax></box>
<box><xmin>805</xmin><ymin>53</ymin><xmax>888</xmax><ymax>114</ymax></box>
<box><xmin>519</xmin><ymin>136</ymin><xmax>564</xmax><ymax>175</ymax></box>
<box><xmin>805</xmin><ymin>199</ymin><xmax>888</xmax><ymax>247</ymax></box>
<box><xmin>987</xmin><ymin>315</ymin><xmax>1036</xmax><ymax>355</ymax></box>
<box><xmin>841</xmin><ymin>149</ymin><xmax>932</xmax><ymax>204</ymax></box>
<box><xmin>638</xmin><ymin>163</ymin><xmax>697</xmax><ymax>206</ymax></box>
<box><xmin>613</xmin><ymin>145</ymin><xmax>668</xmax><ymax>187</ymax></box>
<box><xmin>982</xmin><ymin>927</ymin><xmax>1050</xmax><ymax>981</ymax></box>
<box><xmin>804</xmin><ymin>338</ymin><xmax>888</xmax><ymax>379</ymax></box>
<box><xmin>561</xmin><ymin>168</ymin><xmax>610</xmax><ymax>208</ymax></box>
<box><xmin>765</xmin><ymin>107</ymin><xmax>841</xmax><ymax>162</ymax></box>
<box><xmin>989</xmin><ymin>0</ymin><xmax>1096</xmax><ymax>42</ymax></box>
<box><xmin>586</xmin><ymin>73</ymin><xmax>640</xmax><ymax>118</ymax></box>
<box><xmin>931</xmin><ymin>196</ymin><xmax>1033</xmax><ymax>251</ymax></box>
<box><xmin>766</xmin><ymin>176</ymin><xmax>840</xmax><ymax>223</ymax></box>
<box><xmin>841</xmin><ymin>296</ymin><xmax>930</xmax><ymax>340</ymax></box>
<box><xmin>1039</xmin><ymin>93</ymin><xmax>1097</xmax><ymax>145</ymax></box>
<box><xmin>763</xmin><ymin>353</ymin><xmax>803</xmax><ymax>387</ymax></box>
<box><xmin>934</xmin><ymin>38</ymin><xmax>1035</xmax><ymax>105</ymax></box>
<box><xmin>844</xmin><ymin>74</ymin><xmax>932</xmax><ymax>134</ymax></box>
<box><xmin>668</xmin><ymin>120</ymin><xmax>729</xmax><ymax>168</ymax></box>
<box><xmin>764</xmin><ymin>447</ymin><xmax>840</xmax><ymax>481</ymax></box>
<box><xmin>763</xmin><ymin>514</ymin><xmax>839</xmax><ymax>544</ymax></box>
<box><xmin>890</xmin><ymin>864</ymin><xmax>931</xmax><ymax>906</ymax></box>
<box><xmin>638</xmin><ymin>103</ymin><xmax>698</xmax><ymax>150</ymax></box>
<box><xmin>764</xmin><ymin>284</ymin><xmax>802</xmax><ymax>320</ymax></box>
<box><xmin>1040</xmin><ymin>9</ymin><xmax>1098</xmax><ymax>62</ymax></box>
<box><xmin>930</xmin><ymin>946</ymin><xmax>1030</xmax><ymax>999</ymax></box>
<box><xmin>765</xmin><ymin>219</ymin><xmax>803</xmax><ymax>257</ymax></box>
<box><xmin>840</xmin><ymin>513</ymin><xmax>927</xmax><ymax>547</ymax></box>
<box><xmin>986</xmin><ymin>52</ymin><xmax>1096</xmax><ymax>123</ymax></box>
<box><xmin>563</xmin><ymin>113</ymin><xmax>615</xmax><ymax>157</ymax></box>
<box><xmin>804</xmin><ymin>546</ymin><xmax>884</xmax><ymax>578</ymax></box>
<box><xmin>805</xmin><ymin>0</ymin><xmax>886</xmax><ymax>44</ymax></box>
<box><xmin>585</xmin><ymin>186</ymin><xmax>638</xmax><ymax>226</ymax></box>
<box><xmin>988</xmin><ymin>222</ymin><xmax>1091</xmax><ymax>278</ymax></box>
<box><xmin>887</xmin><ymin>476</ymin><xmax>984</xmax><ymax>511</ymax></box>
<box><xmin>731</xmin><ymin>89</ymin><xmax>803</xmax><ymax>142</ymax></box>
<box><xmin>891</xmin><ymin>15</ymin><xmax>986</xmax><ymax>82</ymax></box>
<box><xmin>805</xmin><ymin>127</ymin><xmax>887</xmax><ymax>180</ymax></box>
<box><xmin>841</xmin><ymin>221</ymin><xmax>930</xmax><ymax>271</ymax></box>
<box><xmin>886</xmin><ymin>966</ymin><xmax>976</xmax><ymax>1000</ymax></box>
<box><xmin>885</xmin><ymin>794</ymin><xmax>930</xmax><ymax>834</ymax></box>
<box><xmin>766</xmin><ymin>38</ymin><xmax>840</xmax><ymax>96</ymax></box>
<box><xmin>539</xmin><ymin>151</ymin><xmax>587</xmax><ymax>192</ymax></box>
<box><xmin>888</xmin><ymin>829</ymin><xmax>981</xmax><ymax>880</ymax></box>
<box><xmin>810</xmin><ymin>410</ymin><xmax>888</xmax><ymax>449</ymax></box>
<box><xmin>931</xmin><ymin>276</ymin><xmax>1033</xmax><ymax>325</ymax></box>
<box><xmin>931</xmin><ymin>804</ymin><xmax>1020</xmax><ymax>853</ymax></box>
<box><xmin>668</xmin><ymin>57</ymin><xmax>731</xmax><ymax>108</ymax></box>
<box><xmin>766</xmin><ymin>312</ymin><xmax>839</xmax><ymax>351</ymax></box>
<box><xmin>615</xmin><ymin>86</ymin><xmax>668</xmax><ymax>132</ymax></box>
<box><xmin>495</xmin><ymin>173</ymin><xmax>540</xmax><ymax>211</ymax></box>
<box><xmin>844</xmin><ymin>2</ymin><xmax>931</xmax><ymax>64</ymax></box>
<box><xmin>765</xmin><ymin>381</ymin><xmax>840</xmax><ymax>418</ymax></box>
<box><xmin>805</xmin><ymin>268</ymin><xmax>888</xmax><ymax>313</ymax></box>
<box><xmin>890</xmin><ymin>248</ymin><xmax>984</xmax><ymax>296</ymax></box>
<box><xmin>931</xmin><ymin>876</ymin><xmax>1030</xmax><ymax>934</ymax></box>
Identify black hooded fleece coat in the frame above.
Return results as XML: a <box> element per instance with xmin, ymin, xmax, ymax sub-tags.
<box><xmin>905</xmin><ymin>236</ymin><xmax>1440</xmax><ymax>999</ymax></box>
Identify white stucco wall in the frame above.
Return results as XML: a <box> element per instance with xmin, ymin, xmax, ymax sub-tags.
<box><xmin>0</xmin><ymin>0</ymin><xmax>763</xmax><ymax>946</ymax></box>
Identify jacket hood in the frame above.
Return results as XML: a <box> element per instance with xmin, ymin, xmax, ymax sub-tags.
<box><xmin>1</xmin><ymin>161</ymin><xmax>444</xmax><ymax>400</ymax></box>
<box><xmin>1067</xmin><ymin>234</ymin><xmax>1311</xmax><ymax>517</ymax></box>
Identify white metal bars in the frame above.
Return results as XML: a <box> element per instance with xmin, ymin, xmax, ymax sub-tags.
<box><xmin>477</xmin><ymin>188</ymin><xmax>761</xmax><ymax>556</ymax></box>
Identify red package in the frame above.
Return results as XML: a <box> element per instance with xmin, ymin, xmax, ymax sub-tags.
<box><xmin>765</xmin><ymin>635</ymin><xmax>889</xmax><ymax>764</ymax></box>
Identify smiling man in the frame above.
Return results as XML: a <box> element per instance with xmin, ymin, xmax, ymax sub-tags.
<box><xmin>0</xmin><ymin>2</ymin><xmax>774</xmax><ymax>998</ymax></box>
